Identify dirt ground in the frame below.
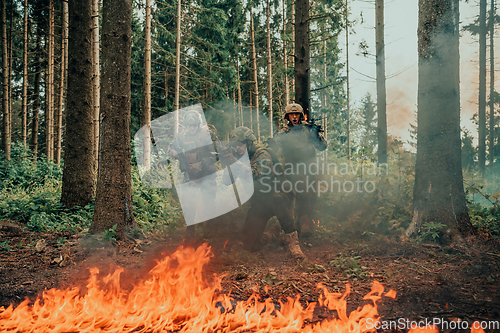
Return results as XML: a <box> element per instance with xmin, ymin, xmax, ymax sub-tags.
<box><xmin>1</xmin><ymin>219</ymin><xmax>500</xmax><ymax>332</ymax></box>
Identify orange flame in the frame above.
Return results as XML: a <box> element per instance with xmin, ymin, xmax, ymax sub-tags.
<box><xmin>1</xmin><ymin>244</ymin><xmax>394</xmax><ymax>333</ymax></box>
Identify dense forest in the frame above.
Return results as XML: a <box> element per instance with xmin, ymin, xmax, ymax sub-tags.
<box><xmin>0</xmin><ymin>0</ymin><xmax>500</xmax><ymax>331</ymax></box>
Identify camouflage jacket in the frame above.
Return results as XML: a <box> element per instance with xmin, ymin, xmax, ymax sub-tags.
<box><xmin>170</xmin><ymin>124</ymin><xmax>219</xmax><ymax>181</ymax></box>
<box><xmin>272</xmin><ymin>121</ymin><xmax>327</xmax><ymax>164</ymax></box>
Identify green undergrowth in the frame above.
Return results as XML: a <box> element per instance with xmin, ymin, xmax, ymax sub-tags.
<box><xmin>0</xmin><ymin>143</ymin><xmax>182</xmax><ymax>234</ymax></box>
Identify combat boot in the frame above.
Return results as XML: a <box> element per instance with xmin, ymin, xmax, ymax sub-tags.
<box><xmin>299</xmin><ymin>216</ymin><xmax>312</xmax><ymax>238</ymax></box>
<box><xmin>285</xmin><ymin>231</ymin><xmax>306</xmax><ymax>260</ymax></box>
<box><xmin>260</xmin><ymin>224</ymin><xmax>282</xmax><ymax>247</ymax></box>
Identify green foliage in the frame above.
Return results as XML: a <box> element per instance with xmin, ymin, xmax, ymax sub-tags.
<box><xmin>469</xmin><ymin>201</ymin><xmax>500</xmax><ymax>239</ymax></box>
<box><xmin>0</xmin><ymin>142</ymin><xmax>62</xmax><ymax>190</ymax></box>
<box><xmin>0</xmin><ymin>145</ymin><xmax>181</xmax><ymax>235</ymax></box>
<box><xmin>130</xmin><ymin>167</ymin><xmax>183</xmax><ymax>233</ymax></box>
<box><xmin>417</xmin><ymin>222</ymin><xmax>446</xmax><ymax>243</ymax></box>
<box><xmin>329</xmin><ymin>254</ymin><xmax>370</xmax><ymax>280</ymax></box>
<box><xmin>102</xmin><ymin>224</ymin><xmax>117</xmax><ymax>243</ymax></box>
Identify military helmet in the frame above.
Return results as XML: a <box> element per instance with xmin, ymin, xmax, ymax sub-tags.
<box><xmin>230</xmin><ymin>126</ymin><xmax>257</xmax><ymax>143</ymax></box>
<box><xmin>184</xmin><ymin>110</ymin><xmax>202</xmax><ymax>126</ymax></box>
<box><xmin>284</xmin><ymin>103</ymin><xmax>304</xmax><ymax>120</ymax></box>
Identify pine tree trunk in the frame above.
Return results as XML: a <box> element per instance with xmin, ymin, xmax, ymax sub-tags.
<box><xmin>489</xmin><ymin>0</ymin><xmax>495</xmax><ymax>166</ymax></box>
<box><xmin>249</xmin><ymin>87</ymin><xmax>253</xmax><ymax>130</ymax></box>
<box><xmin>409</xmin><ymin>0</ymin><xmax>472</xmax><ymax>245</ymax></box>
<box><xmin>291</xmin><ymin>0</ymin><xmax>295</xmax><ymax>100</ymax></box>
<box><xmin>237</xmin><ymin>59</ymin><xmax>242</xmax><ymax>126</ymax></box>
<box><xmin>91</xmin><ymin>0</ymin><xmax>136</xmax><ymax>237</ymax></box>
<box><xmin>250</xmin><ymin>10</ymin><xmax>260</xmax><ymax>142</ymax></box>
<box><xmin>322</xmin><ymin>27</ymin><xmax>326</xmax><ymax>108</ymax></box>
<box><xmin>22</xmin><ymin>0</ymin><xmax>28</xmax><ymax>145</ymax></box>
<box><xmin>31</xmin><ymin>25</ymin><xmax>42</xmax><ymax>159</ymax></box>
<box><xmin>143</xmin><ymin>0</ymin><xmax>151</xmax><ymax>169</ymax></box>
<box><xmin>46</xmin><ymin>0</ymin><xmax>55</xmax><ymax>161</ymax></box>
<box><xmin>376</xmin><ymin>0</ymin><xmax>387</xmax><ymax>165</ymax></box>
<box><xmin>283</xmin><ymin>0</ymin><xmax>289</xmax><ymax>106</ymax></box>
<box><xmin>2</xmin><ymin>0</ymin><xmax>10</xmax><ymax>159</ymax></box>
<box><xmin>55</xmin><ymin>0</ymin><xmax>69</xmax><ymax>164</ymax></box>
<box><xmin>267</xmin><ymin>0</ymin><xmax>273</xmax><ymax>137</ymax></box>
<box><xmin>479</xmin><ymin>0</ymin><xmax>487</xmax><ymax>174</ymax></box>
<box><xmin>174</xmin><ymin>0</ymin><xmax>181</xmax><ymax>133</ymax></box>
<box><xmin>164</xmin><ymin>69</ymin><xmax>168</xmax><ymax>103</ymax></box>
<box><xmin>345</xmin><ymin>0</ymin><xmax>350</xmax><ymax>160</ymax></box>
<box><xmin>92</xmin><ymin>0</ymin><xmax>100</xmax><ymax>169</ymax></box>
<box><xmin>295</xmin><ymin>0</ymin><xmax>310</xmax><ymax>119</ymax></box>
<box><xmin>61</xmin><ymin>0</ymin><xmax>95</xmax><ymax>208</ymax></box>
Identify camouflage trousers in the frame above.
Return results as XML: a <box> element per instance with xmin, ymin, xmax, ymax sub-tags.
<box><xmin>241</xmin><ymin>190</ymin><xmax>295</xmax><ymax>252</ymax></box>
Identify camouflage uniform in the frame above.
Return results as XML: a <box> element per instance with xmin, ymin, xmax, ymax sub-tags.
<box><xmin>170</xmin><ymin>112</ymin><xmax>219</xmax><ymax>239</ymax></box>
<box><xmin>229</xmin><ymin>127</ymin><xmax>304</xmax><ymax>259</ymax></box>
<box><xmin>271</xmin><ymin>103</ymin><xmax>327</xmax><ymax>237</ymax></box>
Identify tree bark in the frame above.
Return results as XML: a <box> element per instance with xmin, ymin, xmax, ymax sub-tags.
<box><xmin>345</xmin><ymin>0</ymin><xmax>350</xmax><ymax>160</ymax></box>
<box><xmin>22</xmin><ymin>0</ymin><xmax>28</xmax><ymax>146</ymax></box>
<box><xmin>291</xmin><ymin>0</ymin><xmax>295</xmax><ymax>101</ymax></box>
<box><xmin>92</xmin><ymin>0</ymin><xmax>100</xmax><ymax>169</ymax></box>
<box><xmin>174</xmin><ymin>0</ymin><xmax>181</xmax><ymax>133</ymax></box>
<box><xmin>409</xmin><ymin>0</ymin><xmax>473</xmax><ymax>244</ymax></box>
<box><xmin>61</xmin><ymin>0</ymin><xmax>95</xmax><ymax>208</ymax></box>
<box><xmin>46</xmin><ymin>0</ymin><xmax>55</xmax><ymax>161</ymax></box>
<box><xmin>267</xmin><ymin>0</ymin><xmax>273</xmax><ymax>137</ymax></box>
<box><xmin>479</xmin><ymin>0</ymin><xmax>487</xmax><ymax>174</ymax></box>
<box><xmin>283</xmin><ymin>0</ymin><xmax>289</xmax><ymax>106</ymax></box>
<box><xmin>295</xmin><ymin>0</ymin><xmax>310</xmax><ymax>119</ymax></box>
<box><xmin>250</xmin><ymin>10</ymin><xmax>260</xmax><ymax>141</ymax></box>
<box><xmin>376</xmin><ymin>0</ymin><xmax>387</xmax><ymax>165</ymax></box>
<box><xmin>31</xmin><ymin>24</ymin><xmax>42</xmax><ymax>159</ymax></box>
<box><xmin>55</xmin><ymin>0</ymin><xmax>69</xmax><ymax>164</ymax></box>
<box><xmin>237</xmin><ymin>59</ymin><xmax>242</xmax><ymax>126</ymax></box>
<box><xmin>489</xmin><ymin>0</ymin><xmax>495</xmax><ymax>167</ymax></box>
<box><xmin>2</xmin><ymin>0</ymin><xmax>10</xmax><ymax>159</ymax></box>
<box><xmin>91</xmin><ymin>0</ymin><xmax>136</xmax><ymax>236</ymax></box>
<box><xmin>143</xmin><ymin>0</ymin><xmax>151</xmax><ymax>169</ymax></box>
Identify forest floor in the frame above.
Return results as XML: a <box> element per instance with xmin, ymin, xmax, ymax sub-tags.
<box><xmin>1</xmin><ymin>218</ymin><xmax>500</xmax><ymax>332</ymax></box>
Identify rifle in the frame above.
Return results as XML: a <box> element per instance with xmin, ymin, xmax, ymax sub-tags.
<box><xmin>307</xmin><ymin>117</ymin><xmax>324</xmax><ymax>134</ymax></box>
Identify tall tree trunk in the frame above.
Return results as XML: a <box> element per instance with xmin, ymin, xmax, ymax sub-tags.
<box><xmin>267</xmin><ymin>0</ymin><xmax>273</xmax><ymax>137</ymax></box>
<box><xmin>92</xmin><ymin>0</ymin><xmax>100</xmax><ymax>169</ymax></box>
<box><xmin>31</xmin><ymin>26</ymin><xmax>42</xmax><ymax>159</ymax></box>
<box><xmin>323</xmin><ymin>36</ymin><xmax>326</xmax><ymax>108</ymax></box>
<box><xmin>345</xmin><ymin>0</ymin><xmax>350</xmax><ymax>160</ymax></box>
<box><xmin>283</xmin><ymin>0</ymin><xmax>289</xmax><ymax>106</ymax></box>
<box><xmin>61</xmin><ymin>0</ymin><xmax>95</xmax><ymax>208</ymax></box>
<box><xmin>46</xmin><ymin>0</ymin><xmax>55</xmax><ymax>160</ymax></box>
<box><xmin>55</xmin><ymin>0</ymin><xmax>69</xmax><ymax>164</ymax></box>
<box><xmin>250</xmin><ymin>10</ymin><xmax>260</xmax><ymax>142</ymax></box>
<box><xmin>7</xmin><ymin>0</ymin><xmax>12</xmax><ymax>149</ymax></box>
<box><xmin>376</xmin><ymin>0</ymin><xmax>387</xmax><ymax>165</ymax></box>
<box><xmin>295</xmin><ymin>0</ymin><xmax>310</xmax><ymax>119</ymax></box>
<box><xmin>91</xmin><ymin>0</ymin><xmax>136</xmax><ymax>236</ymax></box>
<box><xmin>489</xmin><ymin>0</ymin><xmax>495</xmax><ymax>166</ymax></box>
<box><xmin>291</xmin><ymin>0</ymin><xmax>295</xmax><ymax>101</ymax></box>
<box><xmin>164</xmin><ymin>69</ymin><xmax>168</xmax><ymax>103</ymax></box>
<box><xmin>249</xmin><ymin>87</ymin><xmax>253</xmax><ymax>130</ymax></box>
<box><xmin>409</xmin><ymin>0</ymin><xmax>472</xmax><ymax>244</ymax></box>
<box><xmin>479</xmin><ymin>0</ymin><xmax>487</xmax><ymax>174</ymax></box>
<box><xmin>237</xmin><ymin>59</ymin><xmax>242</xmax><ymax>126</ymax></box>
<box><xmin>143</xmin><ymin>0</ymin><xmax>151</xmax><ymax>169</ymax></box>
<box><xmin>2</xmin><ymin>0</ymin><xmax>10</xmax><ymax>159</ymax></box>
<box><xmin>174</xmin><ymin>0</ymin><xmax>181</xmax><ymax>134</ymax></box>
<box><xmin>22</xmin><ymin>0</ymin><xmax>28</xmax><ymax>146</ymax></box>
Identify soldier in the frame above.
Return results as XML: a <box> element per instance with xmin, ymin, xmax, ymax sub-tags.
<box><xmin>269</xmin><ymin>103</ymin><xmax>327</xmax><ymax>238</ymax></box>
<box><xmin>227</xmin><ymin>126</ymin><xmax>305</xmax><ymax>259</ymax></box>
<box><xmin>169</xmin><ymin>110</ymin><xmax>219</xmax><ymax>240</ymax></box>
